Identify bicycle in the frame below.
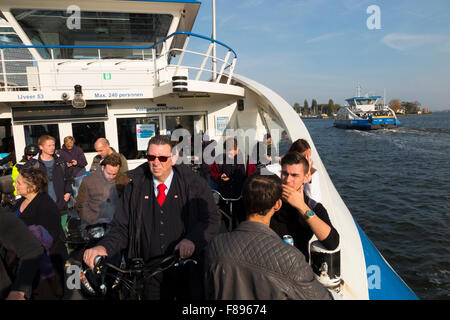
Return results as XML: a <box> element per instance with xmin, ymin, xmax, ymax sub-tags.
<box><xmin>64</xmin><ymin>219</ymin><xmax>114</xmax><ymax>300</ymax></box>
<box><xmin>81</xmin><ymin>251</ymin><xmax>197</xmax><ymax>300</ymax></box>
<box><xmin>211</xmin><ymin>189</ymin><xmax>242</xmax><ymax>231</ymax></box>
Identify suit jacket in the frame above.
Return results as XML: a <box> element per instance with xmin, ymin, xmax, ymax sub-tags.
<box><xmin>99</xmin><ymin>163</ymin><xmax>221</xmax><ymax>260</ymax></box>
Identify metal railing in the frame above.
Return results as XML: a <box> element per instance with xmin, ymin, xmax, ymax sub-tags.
<box><xmin>0</xmin><ymin>31</ymin><xmax>237</xmax><ymax>92</ymax></box>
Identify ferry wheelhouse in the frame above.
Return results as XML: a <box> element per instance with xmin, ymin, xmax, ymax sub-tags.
<box><xmin>0</xmin><ymin>0</ymin><xmax>416</xmax><ymax>300</ymax></box>
<box><xmin>334</xmin><ymin>92</ymin><xmax>401</xmax><ymax>130</ymax></box>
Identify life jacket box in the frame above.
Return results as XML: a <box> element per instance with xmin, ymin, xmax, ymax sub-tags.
<box><xmin>310</xmin><ymin>240</ymin><xmax>342</xmax><ymax>289</ymax></box>
<box><xmin>0</xmin><ymin>175</ymin><xmax>14</xmax><ymax>194</ymax></box>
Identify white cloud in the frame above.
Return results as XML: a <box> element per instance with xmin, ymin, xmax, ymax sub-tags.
<box><xmin>305</xmin><ymin>32</ymin><xmax>344</xmax><ymax>44</ymax></box>
<box><xmin>382</xmin><ymin>33</ymin><xmax>450</xmax><ymax>51</ymax></box>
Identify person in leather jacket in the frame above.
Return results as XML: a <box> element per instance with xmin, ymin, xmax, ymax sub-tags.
<box><xmin>205</xmin><ymin>173</ymin><xmax>332</xmax><ymax>300</ymax></box>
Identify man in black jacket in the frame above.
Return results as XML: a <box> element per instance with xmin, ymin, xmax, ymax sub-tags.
<box><xmin>270</xmin><ymin>152</ymin><xmax>339</xmax><ymax>262</ymax></box>
<box><xmin>206</xmin><ymin>173</ymin><xmax>331</xmax><ymax>300</ymax></box>
<box><xmin>23</xmin><ymin>135</ymin><xmax>72</xmax><ymax>216</ymax></box>
<box><xmin>84</xmin><ymin>135</ymin><xmax>220</xmax><ymax>299</ymax></box>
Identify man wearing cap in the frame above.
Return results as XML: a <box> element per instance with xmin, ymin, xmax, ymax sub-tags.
<box><xmin>84</xmin><ymin>135</ymin><xmax>220</xmax><ymax>300</ymax></box>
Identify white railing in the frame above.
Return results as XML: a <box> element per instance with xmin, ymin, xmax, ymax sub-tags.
<box><xmin>0</xmin><ymin>31</ymin><xmax>238</xmax><ymax>92</ymax></box>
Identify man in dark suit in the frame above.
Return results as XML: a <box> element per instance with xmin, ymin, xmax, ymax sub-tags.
<box><xmin>84</xmin><ymin>135</ymin><xmax>220</xmax><ymax>299</ymax></box>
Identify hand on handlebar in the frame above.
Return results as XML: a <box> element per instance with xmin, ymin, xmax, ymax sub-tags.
<box><xmin>175</xmin><ymin>238</ymin><xmax>195</xmax><ymax>259</ymax></box>
<box><xmin>83</xmin><ymin>245</ymin><xmax>108</xmax><ymax>269</ymax></box>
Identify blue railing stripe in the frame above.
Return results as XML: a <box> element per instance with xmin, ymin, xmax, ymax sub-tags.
<box><xmin>0</xmin><ymin>31</ymin><xmax>237</xmax><ymax>58</ymax></box>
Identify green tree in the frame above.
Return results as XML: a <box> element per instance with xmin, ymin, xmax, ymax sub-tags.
<box><xmin>311</xmin><ymin>99</ymin><xmax>318</xmax><ymax>115</ymax></box>
<box><xmin>327</xmin><ymin>99</ymin><xmax>335</xmax><ymax>116</ymax></box>
<box><xmin>303</xmin><ymin>99</ymin><xmax>310</xmax><ymax>115</ymax></box>
<box><xmin>402</xmin><ymin>101</ymin><xmax>421</xmax><ymax>114</ymax></box>
<box><xmin>293</xmin><ymin>102</ymin><xmax>301</xmax><ymax>113</ymax></box>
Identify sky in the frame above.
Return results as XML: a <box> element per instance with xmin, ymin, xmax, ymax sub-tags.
<box><xmin>192</xmin><ymin>0</ymin><xmax>450</xmax><ymax>111</ymax></box>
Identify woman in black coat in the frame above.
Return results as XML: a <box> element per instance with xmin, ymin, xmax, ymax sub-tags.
<box><xmin>0</xmin><ymin>208</ymin><xmax>44</xmax><ymax>300</ymax></box>
<box><xmin>14</xmin><ymin>168</ymin><xmax>68</xmax><ymax>299</ymax></box>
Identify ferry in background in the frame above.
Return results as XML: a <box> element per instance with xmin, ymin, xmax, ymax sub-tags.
<box><xmin>334</xmin><ymin>86</ymin><xmax>401</xmax><ymax>130</ymax></box>
<box><xmin>0</xmin><ymin>0</ymin><xmax>417</xmax><ymax>300</ymax></box>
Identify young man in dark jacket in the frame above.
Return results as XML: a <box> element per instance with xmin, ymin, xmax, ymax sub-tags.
<box><xmin>270</xmin><ymin>152</ymin><xmax>339</xmax><ymax>262</ymax></box>
<box><xmin>84</xmin><ymin>135</ymin><xmax>220</xmax><ymax>300</ymax></box>
<box><xmin>23</xmin><ymin>135</ymin><xmax>72</xmax><ymax>216</ymax></box>
<box><xmin>206</xmin><ymin>173</ymin><xmax>332</xmax><ymax>300</ymax></box>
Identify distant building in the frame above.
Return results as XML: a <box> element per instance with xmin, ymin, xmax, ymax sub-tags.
<box><xmin>396</xmin><ymin>108</ymin><xmax>405</xmax><ymax>115</ymax></box>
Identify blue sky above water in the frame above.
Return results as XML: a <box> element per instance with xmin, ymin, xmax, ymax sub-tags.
<box><xmin>192</xmin><ymin>0</ymin><xmax>450</xmax><ymax>111</ymax></box>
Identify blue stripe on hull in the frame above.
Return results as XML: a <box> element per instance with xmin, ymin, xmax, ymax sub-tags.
<box><xmin>334</xmin><ymin>119</ymin><xmax>371</xmax><ymax>129</ymax></box>
<box><xmin>334</xmin><ymin>118</ymin><xmax>401</xmax><ymax>130</ymax></box>
<box><xmin>355</xmin><ymin>221</ymin><xmax>419</xmax><ymax>300</ymax></box>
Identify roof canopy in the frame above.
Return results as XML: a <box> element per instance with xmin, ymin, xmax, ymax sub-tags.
<box><xmin>345</xmin><ymin>96</ymin><xmax>381</xmax><ymax>101</ymax></box>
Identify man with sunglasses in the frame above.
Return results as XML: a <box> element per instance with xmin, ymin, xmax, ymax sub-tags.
<box><xmin>84</xmin><ymin>135</ymin><xmax>221</xmax><ymax>300</ymax></box>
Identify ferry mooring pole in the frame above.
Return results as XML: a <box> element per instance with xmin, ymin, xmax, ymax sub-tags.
<box><xmin>212</xmin><ymin>0</ymin><xmax>217</xmax><ymax>81</ymax></box>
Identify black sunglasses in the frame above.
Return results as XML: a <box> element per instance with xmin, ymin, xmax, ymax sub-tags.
<box><xmin>146</xmin><ymin>154</ymin><xmax>170</xmax><ymax>162</ymax></box>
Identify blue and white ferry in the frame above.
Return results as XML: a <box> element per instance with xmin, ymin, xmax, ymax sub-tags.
<box><xmin>0</xmin><ymin>0</ymin><xmax>416</xmax><ymax>300</ymax></box>
<box><xmin>334</xmin><ymin>88</ymin><xmax>401</xmax><ymax>130</ymax></box>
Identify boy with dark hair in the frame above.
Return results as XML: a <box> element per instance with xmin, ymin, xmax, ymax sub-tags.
<box><xmin>270</xmin><ymin>152</ymin><xmax>339</xmax><ymax>261</ymax></box>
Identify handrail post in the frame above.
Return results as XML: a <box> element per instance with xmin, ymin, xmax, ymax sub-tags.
<box><xmin>216</xmin><ymin>50</ymin><xmax>231</xmax><ymax>83</ymax></box>
<box><xmin>0</xmin><ymin>49</ymin><xmax>7</xmax><ymax>91</ymax></box>
<box><xmin>51</xmin><ymin>49</ymin><xmax>57</xmax><ymax>90</ymax></box>
<box><xmin>227</xmin><ymin>58</ymin><xmax>237</xmax><ymax>85</ymax></box>
<box><xmin>195</xmin><ymin>42</ymin><xmax>213</xmax><ymax>81</ymax></box>
<box><xmin>152</xmin><ymin>48</ymin><xmax>158</xmax><ymax>87</ymax></box>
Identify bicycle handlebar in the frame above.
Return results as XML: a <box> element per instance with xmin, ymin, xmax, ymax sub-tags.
<box><xmin>211</xmin><ymin>189</ymin><xmax>241</xmax><ymax>202</ymax></box>
<box><xmin>93</xmin><ymin>251</ymin><xmax>197</xmax><ymax>276</ymax></box>
<box><xmin>87</xmin><ymin>251</ymin><xmax>198</xmax><ymax>298</ymax></box>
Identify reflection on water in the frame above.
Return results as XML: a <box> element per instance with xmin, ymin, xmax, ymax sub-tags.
<box><xmin>304</xmin><ymin>112</ymin><xmax>450</xmax><ymax>300</ymax></box>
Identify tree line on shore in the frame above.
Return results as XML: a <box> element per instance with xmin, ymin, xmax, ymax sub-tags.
<box><xmin>388</xmin><ymin>99</ymin><xmax>428</xmax><ymax>114</ymax></box>
<box><xmin>293</xmin><ymin>99</ymin><xmax>341</xmax><ymax>116</ymax></box>
<box><xmin>292</xmin><ymin>98</ymin><xmax>427</xmax><ymax>115</ymax></box>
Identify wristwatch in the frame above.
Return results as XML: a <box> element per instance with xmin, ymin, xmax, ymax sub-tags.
<box><xmin>303</xmin><ymin>210</ymin><xmax>315</xmax><ymax>220</ymax></box>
